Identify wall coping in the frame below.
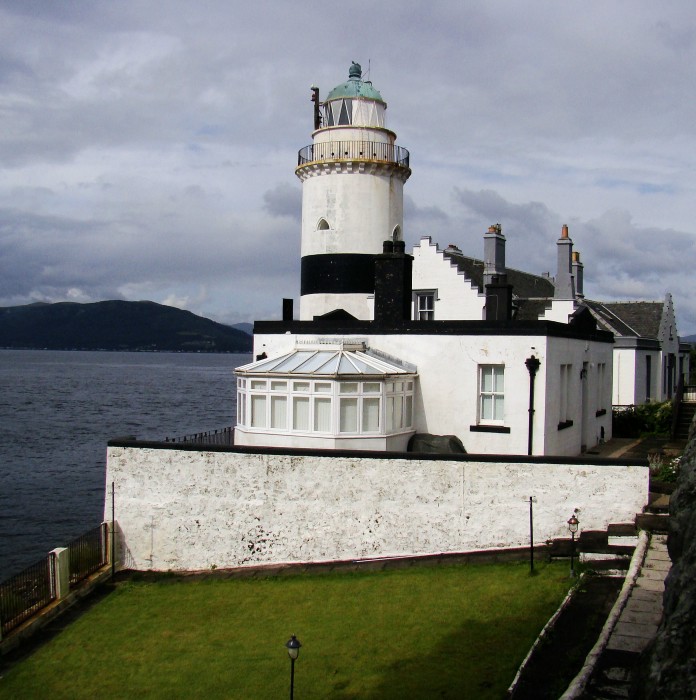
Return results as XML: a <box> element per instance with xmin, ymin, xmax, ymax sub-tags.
<box><xmin>106</xmin><ymin>438</ymin><xmax>648</xmax><ymax>468</ymax></box>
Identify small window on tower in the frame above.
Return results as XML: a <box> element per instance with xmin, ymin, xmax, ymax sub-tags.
<box><xmin>317</xmin><ymin>218</ymin><xmax>330</xmax><ymax>230</ymax></box>
<box><xmin>392</xmin><ymin>225</ymin><xmax>401</xmax><ymax>242</ymax></box>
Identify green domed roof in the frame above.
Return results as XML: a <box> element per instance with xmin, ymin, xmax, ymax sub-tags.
<box><xmin>326</xmin><ymin>62</ymin><xmax>384</xmax><ymax>103</ymax></box>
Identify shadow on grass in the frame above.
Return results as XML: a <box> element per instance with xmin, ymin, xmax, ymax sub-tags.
<box><xmin>0</xmin><ymin>581</ymin><xmax>117</xmax><ymax>674</ymax></box>
<box><xmin>325</xmin><ymin>619</ymin><xmax>523</xmax><ymax>700</ymax></box>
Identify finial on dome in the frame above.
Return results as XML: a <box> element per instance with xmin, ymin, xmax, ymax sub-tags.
<box><xmin>349</xmin><ymin>62</ymin><xmax>362</xmax><ymax>80</ymax></box>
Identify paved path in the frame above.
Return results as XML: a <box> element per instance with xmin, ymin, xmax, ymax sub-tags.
<box><xmin>575</xmin><ymin>534</ymin><xmax>671</xmax><ymax>699</ymax></box>
<box><xmin>605</xmin><ymin>534</ymin><xmax>670</xmax><ymax>655</ymax></box>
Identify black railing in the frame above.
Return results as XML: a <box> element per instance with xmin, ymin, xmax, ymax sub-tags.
<box><xmin>165</xmin><ymin>426</ymin><xmax>235</xmax><ymax>447</ymax></box>
<box><xmin>0</xmin><ymin>555</ymin><xmax>55</xmax><ymax>636</ymax></box>
<box><xmin>68</xmin><ymin>523</ymin><xmax>109</xmax><ymax>587</ymax></box>
<box><xmin>297</xmin><ymin>140</ymin><xmax>410</xmax><ymax>169</ymax></box>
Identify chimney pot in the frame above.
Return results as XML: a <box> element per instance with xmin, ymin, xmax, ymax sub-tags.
<box><xmin>561</xmin><ymin>224</ymin><xmax>569</xmax><ymax>239</ymax></box>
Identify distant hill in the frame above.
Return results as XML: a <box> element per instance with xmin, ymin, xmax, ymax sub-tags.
<box><xmin>231</xmin><ymin>322</ymin><xmax>253</xmax><ymax>335</ymax></box>
<box><xmin>0</xmin><ymin>301</ymin><xmax>253</xmax><ymax>353</ymax></box>
<box><xmin>682</xmin><ymin>334</ymin><xmax>696</xmax><ymax>344</ymax></box>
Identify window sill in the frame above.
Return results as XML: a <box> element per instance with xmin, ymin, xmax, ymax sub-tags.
<box><xmin>557</xmin><ymin>420</ymin><xmax>574</xmax><ymax>431</ymax></box>
<box><xmin>595</xmin><ymin>409</ymin><xmax>607</xmax><ymax>417</ymax></box>
<box><xmin>470</xmin><ymin>424</ymin><xmax>511</xmax><ymax>434</ymax></box>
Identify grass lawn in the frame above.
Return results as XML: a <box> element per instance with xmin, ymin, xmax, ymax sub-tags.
<box><xmin>0</xmin><ymin>560</ymin><xmax>573</xmax><ymax>699</ymax></box>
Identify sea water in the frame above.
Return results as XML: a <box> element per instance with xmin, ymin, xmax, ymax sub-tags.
<box><xmin>0</xmin><ymin>349</ymin><xmax>250</xmax><ymax>580</ymax></box>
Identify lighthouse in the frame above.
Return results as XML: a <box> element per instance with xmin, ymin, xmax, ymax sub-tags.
<box><xmin>295</xmin><ymin>62</ymin><xmax>411</xmax><ymax>320</ymax></box>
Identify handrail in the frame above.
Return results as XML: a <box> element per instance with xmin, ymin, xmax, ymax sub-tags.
<box><xmin>297</xmin><ymin>140</ymin><xmax>410</xmax><ymax>169</ymax></box>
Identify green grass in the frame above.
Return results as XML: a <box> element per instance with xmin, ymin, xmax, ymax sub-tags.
<box><xmin>0</xmin><ymin>561</ymin><xmax>572</xmax><ymax>699</ymax></box>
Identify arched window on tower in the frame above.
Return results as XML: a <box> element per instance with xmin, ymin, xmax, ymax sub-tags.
<box><xmin>392</xmin><ymin>226</ymin><xmax>401</xmax><ymax>242</ymax></box>
<box><xmin>317</xmin><ymin>218</ymin><xmax>330</xmax><ymax>231</ymax></box>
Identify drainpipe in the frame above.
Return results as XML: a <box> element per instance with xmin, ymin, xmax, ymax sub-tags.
<box><xmin>525</xmin><ymin>355</ymin><xmax>541</xmax><ymax>455</ymax></box>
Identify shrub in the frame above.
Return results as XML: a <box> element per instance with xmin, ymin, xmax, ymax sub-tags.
<box><xmin>612</xmin><ymin>401</ymin><xmax>673</xmax><ymax>438</ymax></box>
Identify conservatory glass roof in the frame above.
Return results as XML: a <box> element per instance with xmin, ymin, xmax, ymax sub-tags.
<box><xmin>235</xmin><ymin>346</ymin><xmax>415</xmax><ymax>378</ymax></box>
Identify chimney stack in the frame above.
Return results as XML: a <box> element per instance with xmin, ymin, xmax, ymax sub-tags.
<box><xmin>554</xmin><ymin>224</ymin><xmax>576</xmax><ymax>300</ymax></box>
<box><xmin>374</xmin><ymin>240</ymin><xmax>413</xmax><ymax>325</ymax></box>
<box><xmin>572</xmin><ymin>251</ymin><xmax>584</xmax><ymax>299</ymax></box>
<box><xmin>483</xmin><ymin>223</ymin><xmax>506</xmax><ymax>288</ymax></box>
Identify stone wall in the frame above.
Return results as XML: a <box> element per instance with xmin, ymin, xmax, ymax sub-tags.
<box><xmin>105</xmin><ymin>444</ymin><xmax>648</xmax><ymax>573</ymax></box>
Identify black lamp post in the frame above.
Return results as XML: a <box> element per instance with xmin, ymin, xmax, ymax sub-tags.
<box><xmin>285</xmin><ymin>634</ymin><xmax>302</xmax><ymax>700</ymax></box>
<box><xmin>567</xmin><ymin>513</ymin><xmax>579</xmax><ymax>578</ymax></box>
<box><xmin>525</xmin><ymin>355</ymin><xmax>541</xmax><ymax>456</ymax></box>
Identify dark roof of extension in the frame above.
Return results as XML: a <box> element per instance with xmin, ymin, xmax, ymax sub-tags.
<box><xmin>442</xmin><ymin>249</ymin><xmax>556</xmax><ymax>300</ymax></box>
<box><xmin>584</xmin><ymin>299</ymin><xmax>663</xmax><ymax>339</ymax></box>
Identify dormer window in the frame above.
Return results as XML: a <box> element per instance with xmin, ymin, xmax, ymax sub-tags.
<box><xmin>317</xmin><ymin>218</ymin><xmax>330</xmax><ymax>231</ymax></box>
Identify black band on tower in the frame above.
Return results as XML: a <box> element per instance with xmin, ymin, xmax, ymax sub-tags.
<box><xmin>301</xmin><ymin>254</ymin><xmax>377</xmax><ymax>296</ymax></box>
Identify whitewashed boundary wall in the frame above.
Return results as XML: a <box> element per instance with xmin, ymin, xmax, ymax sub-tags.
<box><xmin>105</xmin><ymin>444</ymin><xmax>649</xmax><ymax>572</ymax></box>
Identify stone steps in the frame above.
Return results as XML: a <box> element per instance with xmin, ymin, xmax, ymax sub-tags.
<box><xmin>674</xmin><ymin>402</ymin><xmax>696</xmax><ymax>440</ymax></box>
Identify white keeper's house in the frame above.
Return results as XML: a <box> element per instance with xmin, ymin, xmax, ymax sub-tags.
<box><xmin>103</xmin><ymin>63</ymin><xmax>662</xmax><ymax>572</ymax></box>
<box><xmin>231</xmin><ymin>61</ymin><xmax>651</xmax><ymax>457</ymax></box>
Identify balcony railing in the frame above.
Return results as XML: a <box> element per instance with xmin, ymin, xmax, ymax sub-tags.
<box><xmin>297</xmin><ymin>141</ymin><xmax>410</xmax><ymax>169</ymax></box>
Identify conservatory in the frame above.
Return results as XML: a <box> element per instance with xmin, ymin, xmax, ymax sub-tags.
<box><xmin>234</xmin><ymin>342</ymin><xmax>417</xmax><ymax>451</ymax></box>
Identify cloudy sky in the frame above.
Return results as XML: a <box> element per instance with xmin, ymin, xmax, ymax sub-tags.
<box><xmin>1</xmin><ymin>1</ymin><xmax>695</xmax><ymax>334</ymax></box>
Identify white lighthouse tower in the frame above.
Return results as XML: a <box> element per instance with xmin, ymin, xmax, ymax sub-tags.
<box><xmin>295</xmin><ymin>62</ymin><xmax>411</xmax><ymax>320</ymax></box>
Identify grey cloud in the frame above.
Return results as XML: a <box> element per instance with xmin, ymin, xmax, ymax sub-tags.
<box><xmin>0</xmin><ymin>1</ymin><xmax>694</xmax><ymax>332</ymax></box>
<box><xmin>263</xmin><ymin>182</ymin><xmax>301</xmax><ymax>220</ymax></box>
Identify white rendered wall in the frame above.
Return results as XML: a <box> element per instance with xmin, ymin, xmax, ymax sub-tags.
<box><xmin>544</xmin><ymin>337</ymin><xmax>613</xmax><ymax>454</ymax></box>
<box><xmin>299</xmin><ymin>169</ymin><xmax>405</xmax><ymax>258</ymax></box>
<box><xmin>234</xmin><ymin>428</ymin><xmax>414</xmax><ymax>453</ymax></box>
<box><xmin>539</xmin><ymin>299</ymin><xmax>577</xmax><ymax>324</ymax></box>
<box><xmin>613</xmin><ymin>347</ymin><xmax>638</xmax><ymax>407</ymax></box>
<box><xmin>411</xmin><ymin>237</ymin><xmax>485</xmax><ymax>320</ymax></box>
<box><xmin>313</xmin><ymin>126</ymin><xmax>394</xmax><ymax>146</ymax></box>
<box><xmin>300</xmin><ymin>293</ymin><xmax>374</xmax><ymax>322</ymax></box>
<box><xmin>252</xmin><ymin>331</ymin><xmax>613</xmax><ymax>456</ymax></box>
<box><xmin>106</xmin><ymin>446</ymin><xmax>648</xmax><ymax>573</ymax></box>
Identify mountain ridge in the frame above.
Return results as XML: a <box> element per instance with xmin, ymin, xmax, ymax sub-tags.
<box><xmin>0</xmin><ymin>300</ymin><xmax>252</xmax><ymax>352</ymax></box>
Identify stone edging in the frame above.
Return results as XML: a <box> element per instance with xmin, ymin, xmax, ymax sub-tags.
<box><xmin>506</xmin><ymin>572</ymin><xmax>585</xmax><ymax>696</ymax></box>
<box><xmin>558</xmin><ymin>529</ymin><xmax>650</xmax><ymax>699</ymax></box>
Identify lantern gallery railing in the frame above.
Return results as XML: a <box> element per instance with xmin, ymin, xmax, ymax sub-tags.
<box><xmin>297</xmin><ymin>141</ymin><xmax>410</xmax><ymax>169</ymax></box>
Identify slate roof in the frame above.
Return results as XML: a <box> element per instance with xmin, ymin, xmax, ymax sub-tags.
<box><xmin>442</xmin><ymin>249</ymin><xmax>556</xmax><ymax>300</ymax></box>
<box><xmin>584</xmin><ymin>300</ymin><xmax>664</xmax><ymax>339</ymax></box>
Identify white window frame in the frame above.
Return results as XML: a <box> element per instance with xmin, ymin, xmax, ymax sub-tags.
<box><xmin>414</xmin><ymin>291</ymin><xmax>436</xmax><ymax>321</ymax></box>
<box><xmin>478</xmin><ymin>365</ymin><xmax>505</xmax><ymax>424</ymax></box>
<box><xmin>236</xmin><ymin>376</ymin><xmax>415</xmax><ymax>436</ymax></box>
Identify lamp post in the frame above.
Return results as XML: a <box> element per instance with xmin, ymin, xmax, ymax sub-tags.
<box><xmin>285</xmin><ymin>634</ymin><xmax>302</xmax><ymax>700</ymax></box>
<box><xmin>567</xmin><ymin>513</ymin><xmax>579</xmax><ymax>578</ymax></box>
<box><xmin>525</xmin><ymin>355</ymin><xmax>541</xmax><ymax>456</ymax></box>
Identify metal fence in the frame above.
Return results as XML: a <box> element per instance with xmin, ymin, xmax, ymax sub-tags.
<box><xmin>1</xmin><ymin>523</ymin><xmax>111</xmax><ymax>638</ymax></box>
<box><xmin>68</xmin><ymin>523</ymin><xmax>109</xmax><ymax>587</ymax></box>
<box><xmin>0</xmin><ymin>555</ymin><xmax>55</xmax><ymax>637</ymax></box>
<box><xmin>165</xmin><ymin>426</ymin><xmax>234</xmax><ymax>447</ymax></box>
